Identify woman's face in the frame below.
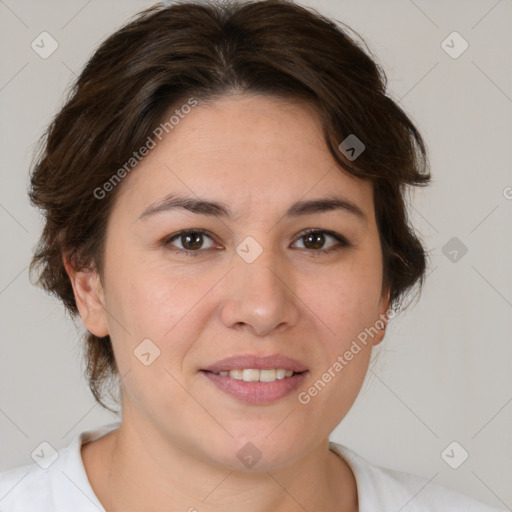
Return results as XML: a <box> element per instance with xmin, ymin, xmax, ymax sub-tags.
<box><xmin>78</xmin><ymin>94</ymin><xmax>389</xmax><ymax>469</ymax></box>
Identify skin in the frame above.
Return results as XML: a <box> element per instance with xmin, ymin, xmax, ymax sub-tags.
<box><xmin>65</xmin><ymin>94</ymin><xmax>390</xmax><ymax>512</ymax></box>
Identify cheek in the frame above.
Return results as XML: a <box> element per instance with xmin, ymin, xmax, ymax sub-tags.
<box><xmin>103</xmin><ymin>262</ymin><xmax>215</xmax><ymax>416</ymax></box>
<box><xmin>305</xmin><ymin>254</ymin><xmax>383</xmax><ymax>342</ymax></box>
<box><xmin>104</xmin><ymin>255</ymin><xmax>219</xmax><ymax>366</ymax></box>
<box><xmin>299</xmin><ymin>248</ymin><xmax>383</xmax><ymax>401</ymax></box>
<box><xmin>106</xmin><ymin>241</ymin><xmax>191</xmax><ymax>329</ymax></box>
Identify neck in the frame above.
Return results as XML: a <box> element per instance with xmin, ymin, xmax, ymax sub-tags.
<box><xmin>83</xmin><ymin>416</ymin><xmax>358</xmax><ymax>512</ymax></box>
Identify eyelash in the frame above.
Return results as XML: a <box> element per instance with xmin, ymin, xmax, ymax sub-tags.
<box><xmin>162</xmin><ymin>228</ymin><xmax>350</xmax><ymax>257</ymax></box>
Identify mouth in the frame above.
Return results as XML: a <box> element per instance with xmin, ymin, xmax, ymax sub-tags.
<box><xmin>203</xmin><ymin>368</ymin><xmax>303</xmax><ymax>382</ymax></box>
<box><xmin>200</xmin><ymin>354</ymin><xmax>309</xmax><ymax>404</ymax></box>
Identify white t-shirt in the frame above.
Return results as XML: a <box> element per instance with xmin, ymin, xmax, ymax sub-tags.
<box><xmin>0</xmin><ymin>421</ymin><xmax>505</xmax><ymax>511</ymax></box>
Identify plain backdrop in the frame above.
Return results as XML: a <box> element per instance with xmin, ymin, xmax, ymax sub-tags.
<box><xmin>0</xmin><ymin>0</ymin><xmax>510</xmax><ymax>508</ymax></box>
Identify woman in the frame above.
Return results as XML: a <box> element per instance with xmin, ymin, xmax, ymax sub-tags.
<box><xmin>0</xmin><ymin>0</ymin><xmax>505</xmax><ymax>510</ymax></box>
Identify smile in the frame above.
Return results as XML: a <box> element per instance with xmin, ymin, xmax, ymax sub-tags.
<box><xmin>201</xmin><ymin>369</ymin><xmax>308</xmax><ymax>404</ymax></box>
<box><xmin>209</xmin><ymin>368</ymin><xmax>297</xmax><ymax>382</ymax></box>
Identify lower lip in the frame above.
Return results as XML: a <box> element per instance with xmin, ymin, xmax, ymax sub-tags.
<box><xmin>201</xmin><ymin>371</ymin><xmax>308</xmax><ymax>404</ymax></box>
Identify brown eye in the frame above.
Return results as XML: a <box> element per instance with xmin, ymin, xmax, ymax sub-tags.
<box><xmin>181</xmin><ymin>232</ymin><xmax>204</xmax><ymax>250</ymax></box>
<box><xmin>292</xmin><ymin>229</ymin><xmax>349</xmax><ymax>253</ymax></box>
<box><xmin>303</xmin><ymin>232</ymin><xmax>326</xmax><ymax>250</ymax></box>
<box><xmin>164</xmin><ymin>230</ymin><xmax>217</xmax><ymax>254</ymax></box>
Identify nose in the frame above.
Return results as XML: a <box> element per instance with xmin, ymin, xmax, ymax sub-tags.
<box><xmin>219</xmin><ymin>246</ymin><xmax>300</xmax><ymax>337</ymax></box>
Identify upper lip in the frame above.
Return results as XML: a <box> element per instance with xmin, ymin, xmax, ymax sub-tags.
<box><xmin>202</xmin><ymin>354</ymin><xmax>309</xmax><ymax>373</ymax></box>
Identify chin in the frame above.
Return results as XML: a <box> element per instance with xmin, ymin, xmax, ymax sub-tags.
<box><xmin>199</xmin><ymin>431</ymin><xmax>307</xmax><ymax>472</ymax></box>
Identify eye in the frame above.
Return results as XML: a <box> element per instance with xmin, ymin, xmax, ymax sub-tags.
<box><xmin>292</xmin><ymin>229</ymin><xmax>349</xmax><ymax>253</ymax></box>
<box><xmin>162</xmin><ymin>228</ymin><xmax>349</xmax><ymax>257</ymax></box>
<box><xmin>163</xmin><ymin>229</ymin><xmax>218</xmax><ymax>255</ymax></box>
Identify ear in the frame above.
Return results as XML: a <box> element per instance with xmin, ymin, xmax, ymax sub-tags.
<box><xmin>63</xmin><ymin>255</ymin><xmax>109</xmax><ymax>338</ymax></box>
<box><xmin>372</xmin><ymin>291</ymin><xmax>391</xmax><ymax>346</ymax></box>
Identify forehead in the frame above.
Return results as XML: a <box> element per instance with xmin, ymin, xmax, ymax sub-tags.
<box><xmin>113</xmin><ymin>94</ymin><xmax>374</xmax><ymax>222</ymax></box>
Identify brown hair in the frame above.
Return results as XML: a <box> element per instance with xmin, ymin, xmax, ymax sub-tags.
<box><xmin>28</xmin><ymin>0</ymin><xmax>430</xmax><ymax>411</ymax></box>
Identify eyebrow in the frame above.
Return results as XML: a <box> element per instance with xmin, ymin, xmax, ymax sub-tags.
<box><xmin>138</xmin><ymin>193</ymin><xmax>366</xmax><ymax>221</ymax></box>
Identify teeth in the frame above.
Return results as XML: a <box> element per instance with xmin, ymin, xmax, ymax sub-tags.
<box><xmin>230</xmin><ymin>369</ymin><xmax>243</xmax><ymax>380</ymax></box>
<box><xmin>259</xmin><ymin>369</ymin><xmax>276</xmax><ymax>382</ymax></box>
<box><xmin>242</xmin><ymin>369</ymin><xmax>260</xmax><ymax>382</ymax></box>
<box><xmin>213</xmin><ymin>368</ymin><xmax>297</xmax><ymax>382</ymax></box>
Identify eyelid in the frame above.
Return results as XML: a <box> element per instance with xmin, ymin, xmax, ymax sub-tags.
<box><xmin>291</xmin><ymin>228</ymin><xmax>350</xmax><ymax>251</ymax></box>
<box><xmin>163</xmin><ymin>228</ymin><xmax>350</xmax><ymax>257</ymax></box>
<box><xmin>163</xmin><ymin>229</ymin><xmax>220</xmax><ymax>253</ymax></box>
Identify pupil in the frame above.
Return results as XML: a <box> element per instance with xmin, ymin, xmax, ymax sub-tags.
<box><xmin>183</xmin><ymin>233</ymin><xmax>203</xmax><ymax>250</ymax></box>
<box><xmin>305</xmin><ymin>232</ymin><xmax>324</xmax><ymax>249</ymax></box>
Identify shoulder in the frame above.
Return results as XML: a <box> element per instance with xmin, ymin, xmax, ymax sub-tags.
<box><xmin>329</xmin><ymin>442</ymin><xmax>506</xmax><ymax>512</ymax></box>
<box><xmin>0</xmin><ymin>422</ymin><xmax>120</xmax><ymax>512</ymax></box>
<box><xmin>0</xmin><ymin>463</ymin><xmax>53</xmax><ymax>511</ymax></box>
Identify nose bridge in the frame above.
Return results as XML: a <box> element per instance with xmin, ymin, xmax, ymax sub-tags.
<box><xmin>219</xmin><ymin>239</ymin><xmax>299</xmax><ymax>336</ymax></box>
<box><xmin>237</xmin><ymin>246</ymin><xmax>284</xmax><ymax>299</ymax></box>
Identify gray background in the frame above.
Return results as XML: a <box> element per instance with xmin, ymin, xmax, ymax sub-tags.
<box><xmin>0</xmin><ymin>0</ymin><xmax>510</xmax><ymax>508</ymax></box>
